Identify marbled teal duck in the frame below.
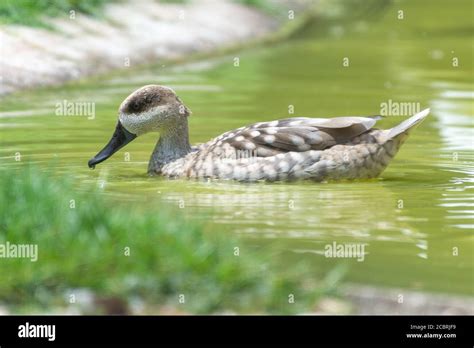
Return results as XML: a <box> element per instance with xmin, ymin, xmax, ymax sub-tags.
<box><xmin>88</xmin><ymin>85</ymin><xmax>430</xmax><ymax>182</ymax></box>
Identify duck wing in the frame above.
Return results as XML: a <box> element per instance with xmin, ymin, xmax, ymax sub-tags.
<box><xmin>208</xmin><ymin>116</ymin><xmax>379</xmax><ymax>157</ymax></box>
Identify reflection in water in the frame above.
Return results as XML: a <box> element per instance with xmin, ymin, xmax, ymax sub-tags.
<box><xmin>431</xmin><ymin>83</ymin><xmax>474</xmax><ymax>232</ymax></box>
<box><xmin>156</xmin><ymin>181</ymin><xmax>429</xmax><ymax>260</ymax></box>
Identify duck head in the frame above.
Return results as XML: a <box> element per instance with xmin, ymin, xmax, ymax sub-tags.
<box><xmin>88</xmin><ymin>85</ymin><xmax>191</xmax><ymax>169</ymax></box>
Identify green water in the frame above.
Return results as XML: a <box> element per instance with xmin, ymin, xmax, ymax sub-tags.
<box><xmin>1</xmin><ymin>0</ymin><xmax>473</xmax><ymax>296</ymax></box>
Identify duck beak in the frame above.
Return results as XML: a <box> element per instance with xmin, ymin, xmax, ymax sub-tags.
<box><xmin>88</xmin><ymin>121</ymin><xmax>137</xmax><ymax>169</ymax></box>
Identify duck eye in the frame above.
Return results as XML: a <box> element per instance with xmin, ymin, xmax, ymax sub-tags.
<box><xmin>127</xmin><ymin>94</ymin><xmax>161</xmax><ymax>114</ymax></box>
<box><xmin>128</xmin><ymin>100</ymin><xmax>141</xmax><ymax>113</ymax></box>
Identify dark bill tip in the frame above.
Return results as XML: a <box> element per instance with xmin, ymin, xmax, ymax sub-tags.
<box><xmin>88</xmin><ymin>121</ymin><xmax>137</xmax><ymax>169</ymax></box>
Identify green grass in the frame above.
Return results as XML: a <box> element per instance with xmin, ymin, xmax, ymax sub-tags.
<box><xmin>0</xmin><ymin>165</ymin><xmax>332</xmax><ymax>314</ymax></box>
<box><xmin>0</xmin><ymin>0</ymin><xmax>281</xmax><ymax>27</ymax></box>
<box><xmin>236</xmin><ymin>0</ymin><xmax>283</xmax><ymax>15</ymax></box>
<box><xmin>0</xmin><ymin>0</ymin><xmax>118</xmax><ymax>26</ymax></box>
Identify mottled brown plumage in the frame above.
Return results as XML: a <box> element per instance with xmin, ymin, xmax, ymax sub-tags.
<box><xmin>88</xmin><ymin>85</ymin><xmax>430</xmax><ymax>182</ymax></box>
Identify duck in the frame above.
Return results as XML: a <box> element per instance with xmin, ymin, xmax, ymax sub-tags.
<box><xmin>88</xmin><ymin>85</ymin><xmax>430</xmax><ymax>182</ymax></box>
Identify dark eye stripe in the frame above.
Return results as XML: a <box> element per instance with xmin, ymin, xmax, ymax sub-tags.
<box><xmin>126</xmin><ymin>94</ymin><xmax>161</xmax><ymax>114</ymax></box>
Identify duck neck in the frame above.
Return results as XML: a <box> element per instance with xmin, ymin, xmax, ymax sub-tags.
<box><xmin>148</xmin><ymin>119</ymin><xmax>191</xmax><ymax>174</ymax></box>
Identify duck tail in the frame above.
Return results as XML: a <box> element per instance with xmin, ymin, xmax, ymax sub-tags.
<box><xmin>385</xmin><ymin>108</ymin><xmax>430</xmax><ymax>140</ymax></box>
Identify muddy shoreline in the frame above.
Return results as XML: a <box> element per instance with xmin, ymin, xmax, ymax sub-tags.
<box><xmin>0</xmin><ymin>0</ymin><xmax>313</xmax><ymax>95</ymax></box>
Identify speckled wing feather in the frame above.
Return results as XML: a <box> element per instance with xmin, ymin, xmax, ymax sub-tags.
<box><xmin>205</xmin><ymin>116</ymin><xmax>378</xmax><ymax>157</ymax></box>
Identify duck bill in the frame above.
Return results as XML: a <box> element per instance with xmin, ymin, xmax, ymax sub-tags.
<box><xmin>88</xmin><ymin>121</ymin><xmax>137</xmax><ymax>169</ymax></box>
